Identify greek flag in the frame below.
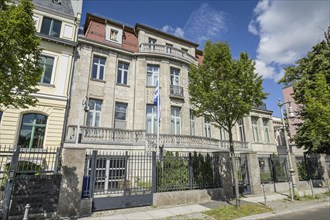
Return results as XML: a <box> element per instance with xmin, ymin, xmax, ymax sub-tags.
<box><xmin>154</xmin><ymin>81</ymin><xmax>161</xmax><ymax>121</ymax></box>
<box><xmin>154</xmin><ymin>81</ymin><xmax>159</xmax><ymax>105</ymax></box>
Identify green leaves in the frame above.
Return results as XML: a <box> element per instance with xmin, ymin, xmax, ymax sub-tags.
<box><xmin>279</xmin><ymin>41</ymin><xmax>330</xmax><ymax>154</ymax></box>
<box><xmin>188</xmin><ymin>41</ymin><xmax>267</xmax><ymax>132</ymax></box>
<box><xmin>0</xmin><ymin>0</ymin><xmax>42</xmax><ymax>108</ymax></box>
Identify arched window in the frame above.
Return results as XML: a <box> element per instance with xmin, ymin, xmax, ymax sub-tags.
<box><xmin>18</xmin><ymin>113</ymin><xmax>47</xmax><ymax>149</ymax></box>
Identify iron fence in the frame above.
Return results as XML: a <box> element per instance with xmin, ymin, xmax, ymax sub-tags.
<box><xmin>156</xmin><ymin>151</ymin><xmax>228</xmax><ymax>192</ymax></box>
<box><xmin>0</xmin><ymin>145</ymin><xmax>60</xmax><ymax>218</ymax></box>
<box><xmin>83</xmin><ymin>150</ymin><xmax>231</xmax><ymax>196</ymax></box>
<box><xmin>235</xmin><ymin>154</ymin><xmax>250</xmax><ymax>194</ymax></box>
<box><xmin>296</xmin><ymin>154</ymin><xmax>322</xmax><ymax>180</ymax></box>
<box><xmin>82</xmin><ymin>150</ymin><xmax>154</xmax><ymax>198</ymax></box>
<box><xmin>258</xmin><ymin>154</ymin><xmax>289</xmax><ymax>183</ymax></box>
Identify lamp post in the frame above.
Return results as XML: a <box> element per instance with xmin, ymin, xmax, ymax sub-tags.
<box><xmin>278</xmin><ymin>99</ymin><xmax>297</xmax><ymax>196</ymax></box>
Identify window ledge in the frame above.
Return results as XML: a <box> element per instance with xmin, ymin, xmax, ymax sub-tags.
<box><xmin>116</xmin><ymin>83</ymin><xmax>130</xmax><ymax>88</ymax></box>
<box><xmin>38</xmin><ymin>83</ymin><xmax>55</xmax><ymax>88</ymax></box>
<box><xmin>146</xmin><ymin>85</ymin><xmax>156</xmax><ymax>88</ymax></box>
<box><xmin>90</xmin><ymin>78</ymin><xmax>106</xmax><ymax>83</ymax></box>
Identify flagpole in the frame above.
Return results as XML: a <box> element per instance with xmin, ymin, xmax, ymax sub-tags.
<box><xmin>156</xmin><ymin>80</ymin><xmax>160</xmax><ymax>156</ymax></box>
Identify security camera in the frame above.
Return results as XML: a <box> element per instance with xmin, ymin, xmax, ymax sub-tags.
<box><xmin>84</xmin><ymin>105</ymin><xmax>90</xmax><ymax>112</ymax></box>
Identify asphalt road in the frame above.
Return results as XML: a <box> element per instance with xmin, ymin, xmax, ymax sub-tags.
<box><xmin>266</xmin><ymin>204</ymin><xmax>330</xmax><ymax>220</ymax></box>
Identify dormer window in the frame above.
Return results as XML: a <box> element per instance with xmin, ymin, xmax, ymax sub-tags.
<box><xmin>110</xmin><ymin>29</ymin><xmax>118</xmax><ymax>41</ymax></box>
<box><xmin>105</xmin><ymin>25</ymin><xmax>123</xmax><ymax>44</ymax></box>
<box><xmin>41</xmin><ymin>17</ymin><xmax>61</xmax><ymax>38</ymax></box>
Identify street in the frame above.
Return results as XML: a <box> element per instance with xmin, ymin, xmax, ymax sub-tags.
<box><xmin>266</xmin><ymin>204</ymin><xmax>330</xmax><ymax>220</ymax></box>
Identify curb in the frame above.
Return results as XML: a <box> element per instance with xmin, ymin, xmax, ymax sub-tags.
<box><xmin>236</xmin><ymin>201</ymin><xmax>330</xmax><ymax>220</ymax></box>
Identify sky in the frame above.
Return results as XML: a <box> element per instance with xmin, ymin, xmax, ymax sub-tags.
<box><xmin>81</xmin><ymin>0</ymin><xmax>330</xmax><ymax>117</ymax></box>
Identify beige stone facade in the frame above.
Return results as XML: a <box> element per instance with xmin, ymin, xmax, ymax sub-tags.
<box><xmin>0</xmin><ymin>0</ymin><xmax>82</xmax><ymax>148</ymax></box>
<box><xmin>64</xmin><ymin>14</ymin><xmax>277</xmax><ymax>154</ymax></box>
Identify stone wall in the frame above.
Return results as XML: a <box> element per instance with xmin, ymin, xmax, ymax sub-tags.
<box><xmin>153</xmin><ymin>188</ymin><xmax>227</xmax><ymax>207</ymax></box>
<box><xmin>9</xmin><ymin>175</ymin><xmax>61</xmax><ymax>218</ymax></box>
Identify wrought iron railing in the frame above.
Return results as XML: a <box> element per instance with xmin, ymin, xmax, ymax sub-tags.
<box><xmin>139</xmin><ymin>43</ymin><xmax>197</xmax><ymax>64</ymax></box>
<box><xmin>170</xmin><ymin>85</ymin><xmax>184</xmax><ymax>97</ymax></box>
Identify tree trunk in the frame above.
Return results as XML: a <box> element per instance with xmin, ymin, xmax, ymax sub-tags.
<box><xmin>229</xmin><ymin>129</ymin><xmax>240</xmax><ymax>208</ymax></box>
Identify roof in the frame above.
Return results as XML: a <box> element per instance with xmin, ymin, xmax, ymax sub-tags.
<box><xmin>32</xmin><ymin>0</ymin><xmax>74</xmax><ymax>17</ymax></box>
<box><xmin>135</xmin><ymin>23</ymin><xmax>199</xmax><ymax>48</ymax></box>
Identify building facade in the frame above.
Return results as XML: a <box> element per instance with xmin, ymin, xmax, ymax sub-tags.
<box><xmin>64</xmin><ymin>13</ymin><xmax>277</xmax><ymax>155</ymax></box>
<box><xmin>0</xmin><ymin>0</ymin><xmax>82</xmax><ymax>148</ymax></box>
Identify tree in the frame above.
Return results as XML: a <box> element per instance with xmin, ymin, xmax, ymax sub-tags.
<box><xmin>188</xmin><ymin>41</ymin><xmax>267</xmax><ymax>207</ymax></box>
<box><xmin>0</xmin><ymin>0</ymin><xmax>42</xmax><ymax>108</ymax></box>
<box><xmin>279</xmin><ymin>40</ymin><xmax>330</xmax><ymax>154</ymax></box>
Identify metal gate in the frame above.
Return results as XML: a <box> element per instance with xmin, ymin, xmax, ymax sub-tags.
<box><xmin>82</xmin><ymin>150</ymin><xmax>156</xmax><ymax>211</ymax></box>
<box><xmin>236</xmin><ymin>154</ymin><xmax>251</xmax><ymax>194</ymax></box>
<box><xmin>0</xmin><ymin>145</ymin><xmax>60</xmax><ymax>219</ymax></box>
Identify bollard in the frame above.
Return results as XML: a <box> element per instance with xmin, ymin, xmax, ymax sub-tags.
<box><xmin>23</xmin><ymin>204</ymin><xmax>30</xmax><ymax>220</ymax></box>
<box><xmin>288</xmin><ymin>181</ymin><xmax>294</xmax><ymax>201</ymax></box>
<box><xmin>262</xmin><ymin>183</ymin><xmax>267</xmax><ymax>205</ymax></box>
<box><xmin>309</xmin><ymin>179</ymin><xmax>314</xmax><ymax>198</ymax></box>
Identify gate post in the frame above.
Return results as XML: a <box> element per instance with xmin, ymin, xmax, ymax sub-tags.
<box><xmin>89</xmin><ymin>150</ymin><xmax>97</xmax><ymax>198</ymax></box>
<box><xmin>246</xmin><ymin>152</ymin><xmax>262</xmax><ymax>194</ymax></box>
<box><xmin>152</xmin><ymin>152</ymin><xmax>157</xmax><ymax>193</ymax></box>
<box><xmin>2</xmin><ymin>147</ymin><xmax>20</xmax><ymax>220</ymax></box>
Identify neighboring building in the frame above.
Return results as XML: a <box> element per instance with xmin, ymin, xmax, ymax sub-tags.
<box><xmin>0</xmin><ymin>0</ymin><xmax>82</xmax><ymax>148</ymax></box>
<box><xmin>64</xmin><ymin>13</ymin><xmax>277</xmax><ymax>155</ymax></box>
<box><xmin>282</xmin><ymin>86</ymin><xmax>305</xmax><ymax>155</ymax></box>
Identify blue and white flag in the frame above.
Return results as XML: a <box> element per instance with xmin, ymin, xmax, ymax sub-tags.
<box><xmin>153</xmin><ymin>81</ymin><xmax>161</xmax><ymax>122</ymax></box>
<box><xmin>154</xmin><ymin>81</ymin><xmax>159</xmax><ymax>105</ymax></box>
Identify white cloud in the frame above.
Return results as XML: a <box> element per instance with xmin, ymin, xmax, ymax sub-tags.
<box><xmin>250</xmin><ymin>0</ymin><xmax>329</xmax><ymax>81</ymax></box>
<box><xmin>161</xmin><ymin>25</ymin><xmax>184</xmax><ymax>38</ymax></box>
<box><xmin>183</xmin><ymin>3</ymin><xmax>227</xmax><ymax>45</ymax></box>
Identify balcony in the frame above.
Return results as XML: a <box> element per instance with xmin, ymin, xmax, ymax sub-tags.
<box><xmin>139</xmin><ymin>43</ymin><xmax>197</xmax><ymax>64</ymax></box>
<box><xmin>170</xmin><ymin>85</ymin><xmax>184</xmax><ymax>98</ymax></box>
<box><xmin>65</xmin><ymin>125</ymin><xmax>249</xmax><ymax>151</ymax></box>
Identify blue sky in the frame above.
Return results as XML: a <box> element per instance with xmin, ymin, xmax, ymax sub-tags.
<box><xmin>81</xmin><ymin>0</ymin><xmax>330</xmax><ymax>117</ymax></box>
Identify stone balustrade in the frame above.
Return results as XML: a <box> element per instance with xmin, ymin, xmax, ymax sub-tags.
<box><xmin>66</xmin><ymin>126</ymin><xmax>249</xmax><ymax>151</ymax></box>
<box><xmin>139</xmin><ymin>43</ymin><xmax>197</xmax><ymax>64</ymax></box>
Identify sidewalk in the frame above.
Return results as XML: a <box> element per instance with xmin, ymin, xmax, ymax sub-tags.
<box><xmin>79</xmin><ymin>188</ymin><xmax>329</xmax><ymax>220</ymax></box>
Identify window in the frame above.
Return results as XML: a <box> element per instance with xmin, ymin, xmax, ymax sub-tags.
<box><xmin>110</xmin><ymin>29</ymin><xmax>118</xmax><ymax>41</ymax></box>
<box><xmin>204</xmin><ymin>119</ymin><xmax>211</xmax><ymax>138</ymax></box>
<box><xmin>146</xmin><ymin>105</ymin><xmax>157</xmax><ymax>134</ymax></box>
<box><xmin>149</xmin><ymin>38</ymin><xmax>157</xmax><ymax>50</ymax></box>
<box><xmin>87</xmin><ymin>156</ymin><xmax>126</xmax><ymax>193</ymax></box>
<box><xmin>86</xmin><ymin>99</ymin><xmax>102</xmax><ymax>127</ymax></box>
<box><xmin>238</xmin><ymin>119</ymin><xmax>246</xmax><ymax>142</ymax></box>
<box><xmin>117</xmin><ymin>62</ymin><xmax>129</xmax><ymax>85</ymax></box>
<box><xmin>170</xmin><ymin>67</ymin><xmax>180</xmax><ymax>86</ymax></box>
<box><xmin>39</xmin><ymin>55</ymin><xmax>55</xmax><ymax>84</ymax></box>
<box><xmin>40</xmin><ymin>17</ymin><xmax>61</xmax><ymax>37</ymax></box>
<box><xmin>146</xmin><ymin>64</ymin><xmax>159</xmax><ymax>86</ymax></box>
<box><xmin>0</xmin><ymin>111</ymin><xmax>3</xmax><ymax>124</ymax></box>
<box><xmin>252</xmin><ymin>117</ymin><xmax>260</xmax><ymax>142</ymax></box>
<box><xmin>263</xmin><ymin>119</ymin><xmax>270</xmax><ymax>143</ymax></box>
<box><xmin>171</xmin><ymin>107</ymin><xmax>181</xmax><ymax>134</ymax></box>
<box><xmin>92</xmin><ymin>56</ymin><xmax>106</xmax><ymax>80</ymax></box>
<box><xmin>115</xmin><ymin>102</ymin><xmax>127</xmax><ymax>129</ymax></box>
<box><xmin>18</xmin><ymin>113</ymin><xmax>47</xmax><ymax>148</ymax></box>
<box><xmin>166</xmin><ymin>43</ymin><xmax>173</xmax><ymax>53</ymax></box>
<box><xmin>220</xmin><ymin>127</ymin><xmax>228</xmax><ymax>140</ymax></box>
<box><xmin>190</xmin><ymin>110</ymin><xmax>195</xmax><ymax>136</ymax></box>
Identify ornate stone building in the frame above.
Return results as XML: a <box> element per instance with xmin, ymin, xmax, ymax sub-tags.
<box><xmin>64</xmin><ymin>13</ymin><xmax>277</xmax><ymax>155</ymax></box>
